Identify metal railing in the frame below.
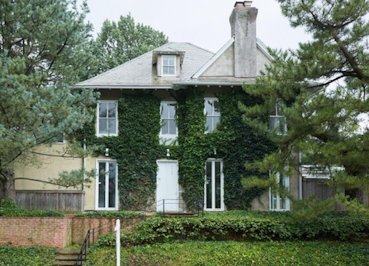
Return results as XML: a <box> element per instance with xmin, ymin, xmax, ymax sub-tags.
<box><xmin>75</xmin><ymin>229</ymin><xmax>90</xmax><ymax>265</ymax></box>
<box><xmin>156</xmin><ymin>198</ymin><xmax>203</xmax><ymax>216</ymax></box>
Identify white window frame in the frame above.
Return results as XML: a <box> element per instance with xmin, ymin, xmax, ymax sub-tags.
<box><xmin>96</xmin><ymin>100</ymin><xmax>118</xmax><ymax>137</ymax></box>
<box><xmin>204</xmin><ymin>158</ymin><xmax>224</xmax><ymax>211</ymax></box>
<box><xmin>55</xmin><ymin>132</ymin><xmax>65</xmax><ymax>144</ymax></box>
<box><xmin>204</xmin><ymin>97</ymin><xmax>221</xmax><ymax>133</ymax></box>
<box><xmin>161</xmin><ymin>55</ymin><xmax>176</xmax><ymax>76</ymax></box>
<box><xmin>269</xmin><ymin>172</ymin><xmax>290</xmax><ymax>211</ymax></box>
<box><xmin>95</xmin><ymin>160</ymin><xmax>119</xmax><ymax>210</ymax></box>
<box><xmin>159</xmin><ymin>101</ymin><xmax>178</xmax><ymax>143</ymax></box>
<box><xmin>269</xmin><ymin>103</ymin><xmax>287</xmax><ymax>135</ymax></box>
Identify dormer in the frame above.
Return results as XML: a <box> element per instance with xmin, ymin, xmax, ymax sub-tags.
<box><xmin>152</xmin><ymin>50</ymin><xmax>185</xmax><ymax>77</ymax></box>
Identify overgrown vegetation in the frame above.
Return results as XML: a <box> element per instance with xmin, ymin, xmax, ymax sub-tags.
<box><xmin>0</xmin><ymin>246</ymin><xmax>56</xmax><ymax>266</ymax></box>
<box><xmin>95</xmin><ymin>211</ymin><xmax>369</xmax><ymax>247</ymax></box>
<box><xmin>75</xmin><ymin>210</ymin><xmax>145</xmax><ymax>219</ymax></box>
<box><xmin>0</xmin><ymin>199</ymin><xmax>63</xmax><ymax>217</ymax></box>
<box><xmin>87</xmin><ymin>241</ymin><xmax>369</xmax><ymax>266</ymax></box>
<box><xmin>80</xmin><ymin>90</ymin><xmax>272</xmax><ymax>210</ymax></box>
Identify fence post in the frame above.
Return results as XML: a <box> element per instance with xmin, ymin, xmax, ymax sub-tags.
<box><xmin>115</xmin><ymin>219</ymin><xmax>121</xmax><ymax>266</ymax></box>
<box><xmin>163</xmin><ymin>199</ymin><xmax>165</xmax><ymax>214</ymax></box>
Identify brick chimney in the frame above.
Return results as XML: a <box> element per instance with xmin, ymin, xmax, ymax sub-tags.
<box><xmin>229</xmin><ymin>1</ymin><xmax>258</xmax><ymax>78</ymax></box>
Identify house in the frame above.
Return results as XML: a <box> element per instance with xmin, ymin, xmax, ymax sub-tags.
<box><xmin>14</xmin><ymin>1</ymin><xmax>346</xmax><ymax>212</ymax></box>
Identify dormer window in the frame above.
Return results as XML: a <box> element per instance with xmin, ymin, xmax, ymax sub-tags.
<box><xmin>161</xmin><ymin>55</ymin><xmax>176</xmax><ymax>76</ymax></box>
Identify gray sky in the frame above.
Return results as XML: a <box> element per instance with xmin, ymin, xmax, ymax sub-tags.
<box><xmin>85</xmin><ymin>0</ymin><xmax>310</xmax><ymax>52</ymax></box>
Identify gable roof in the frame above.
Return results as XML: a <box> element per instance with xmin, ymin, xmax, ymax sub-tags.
<box><xmin>75</xmin><ymin>42</ymin><xmax>214</xmax><ymax>89</ymax></box>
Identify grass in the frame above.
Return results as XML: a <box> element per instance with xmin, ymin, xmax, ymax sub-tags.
<box><xmin>0</xmin><ymin>246</ymin><xmax>56</xmax><ymax>266</ymax></box>
<box><xmin>86</xmin><ymin>240</ymin><xmax>369</xmax><ymax>266</ymax></box>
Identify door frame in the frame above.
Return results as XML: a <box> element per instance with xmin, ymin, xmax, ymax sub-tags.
<box><xmin>204</xmin><ymin>158</ymin><xmax>224</xmax><ymax>211</ymax></box>
<box><xmin>95</xmin><ymin>159</ymin><xmax>119</xmax><ymax>210</ymax></box>
<box><xmin>156</xmin><ymin>159</ymin><xmax>179</xmax><ymax>212</ymax></box>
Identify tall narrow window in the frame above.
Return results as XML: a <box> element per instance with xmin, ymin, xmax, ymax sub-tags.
<box><xmin>97</xmin><ymin>160</ymin><xmax>118</xmax><ymax>210</ymax></box>
<box><xmin>270</xmin><ymin>173</ymin><xmax>290</xmax><ymax>211</ymax></box>
<box><xmin>161</xmin><ymin>55</ymin><xmax>176</xmax><ymax>76</ymax></box>
<box><xmin>160</xmin><ymin>101</ymin><xmax>177</xmax><ymax>142</ymax></box>
<box><xmin>205</xmin><ymin>98</ymin><xmax>220</xmax><ymax>133</ymax></box>
<box><xmin>269</xmin><ymin>103</ymin><xmax>287</xmax><ymax>135</ymax></box>
<box><xmin>204</xmin><ymin>159</ymin><xmax>224</xmax><ymax>211</ymax></box>
<box><xmin>97</xmin><ymin>101</ymin><xmax>118</xmax><ymax>137</ymax></box>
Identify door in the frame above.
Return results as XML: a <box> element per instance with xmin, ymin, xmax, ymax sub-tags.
<box><xmin>156</xmin><ymin>160</ymin><xmax>179</xmax><ymax>212</ymax></box>
<box><xmin>204</xmin><ymin>159</ymin><xmax>224</xmax><ymax>211</ymax></box>
<box><xmin>96</xmin><ymin>161</ymin><xmax>118</xmax><ymax>210</ymax></box>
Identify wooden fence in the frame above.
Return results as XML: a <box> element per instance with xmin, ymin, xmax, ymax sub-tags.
<box><xmin>15</xmin><ymin>190</ymin><xmax>84</xmax><ymax>211</ymax></box>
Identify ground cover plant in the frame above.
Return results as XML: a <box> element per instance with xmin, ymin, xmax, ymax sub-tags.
<box><xmin>75</xmin><ymin>210</ymin><xmax>145</xmax><ymax>219</ymax></box>
<box><xmin>87</xmin><ymin>240</ymin><xmax>369</xmax><ymax>266</ymax></box>
<box><xmin>0</xmin><ymin>246</ymin><xmax>56</xmax><ymax>266</ymax></box>
<box><xmin>0</xmin><ymin>199</ymin><xmax>63</xmax><ymax>217</ymax></box>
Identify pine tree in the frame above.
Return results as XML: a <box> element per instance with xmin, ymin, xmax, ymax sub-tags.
<box><xmin>241</xmin><ymin>0</ymin><xmax>369</xmax><ymax>207</ymax></box>
<box><xmin>0</xmin><ymin>0</ymin><xmax>96</xmax><ymax>198</ymax></box>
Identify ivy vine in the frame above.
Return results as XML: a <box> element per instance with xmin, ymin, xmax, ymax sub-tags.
<box><xmin>79</xmin><ymin>89</ymin><xmax>273</xmax><ymax>210</ymax></box>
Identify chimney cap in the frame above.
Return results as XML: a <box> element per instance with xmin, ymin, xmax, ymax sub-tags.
<box><xmin>234</xmin><ymin>1</ymin><xmax>252</xmax><ymax>7</ymax></box>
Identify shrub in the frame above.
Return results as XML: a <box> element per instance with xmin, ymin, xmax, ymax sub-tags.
<box><xmin>75</xmin><ymin>210</ymin><xmax>145</xmax><ymax>219</ymax></box>
<box><xmin>0</xmin><ymin>207</ymin><xmax>63</xmax><ymax>217</ymax></box>
<box><xmin>0</xmin><ymin>246</ymin><xmax>56</xmax><ymax>266</ymax></box>
<box><xmin>95</xmin><ymin>211</ymin><xmax>369</xmax><ymax>247</ymax></box>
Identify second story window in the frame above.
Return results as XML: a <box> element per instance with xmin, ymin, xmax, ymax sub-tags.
<box><xmin>160</xmin><ymin>101</ymin><xmax>177</xmax><ymax>140</ymax></box>
<box><xmin>97</xmin><ymin>101</ymin><xmax>118</xmax><ymax>137</ymax></box>
<box><xmin>162</xmin><ymin>55</ymin><xmax>176</xmax><ymax>76</ymax></box>
<box><xmin>205</xmin><ymin>97</ymin><xmax>220</xmax><ymax>133</ymax></box>
<box><xmin>269</xmin><ymin>103</ymin><xmax>287</xmax><ymax>135</ymax></box>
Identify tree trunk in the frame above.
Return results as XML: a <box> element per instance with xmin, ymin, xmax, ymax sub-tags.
<box><xmin>0</xmin><ymin>168</ymin><xmax>16</xmax><ymax>200</ymax></box>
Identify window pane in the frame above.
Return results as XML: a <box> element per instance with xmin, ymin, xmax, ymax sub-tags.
<box><xmin>206</xmin><ymin>162</ymin><xmax>212</xmax><ymax>209</ymax></box>
<box><xmin>161</xmin><ymin>120</ymin><xmax>169</xmax><ymax>134</ymax></box>
<box><xmin>99</xmin><ymin>118</ymin><xmax>108</xmax><ymax>134</ymax></box>
<box><xmin>98</xmin><ymin>163</ymin><xmax>106</xmax><ymax>208</ymax></box>
<box><xmin>163</xmin><ymin>66</ymin><xmax>175</xmax><ymax>75</ymax></box>
<box><xmin>168</xmin><ymin>119</ymin><xmax>177</xmax><ymax>135</ymax></box>
<box><xmin>108</xmin><ymin>163</ymin><xmax>116</xmax><ymax>208</ymax></box>
<box><xmin>99</xmin><ymin>103</ymin><xmax>108</xmax><ymax>118</ymax></box>
<box><xmin>168</xmin><ymin>103</ymin><xmax>176</xmax><ymax>119</ymax></box>
<box><xmin>108</xmin><ymin>119</ymin><xmax>116</xmax><ymax>134</ymax></box>
<box><xmin>205</xmin><ymin>100</ymin><xmax>213</xmax><ymax>115</ymax></box>
<box><xmin>206</xmin><ymin>117</ymin><xmax>213</xmax><ymax>132</ymax></box>
<box><xmin>161</xmin><ymin>104</ymin><xmax>168</xmax><ymax>119</ymax></box>
<box><xmin>108</xmin><ymin>103</ymin><xmax>116</xmax><ymax>118</ymax></box>
<box><xmin>215</xmin><ymin>161</ymin><xmax>221</xmax><ymax>209</ymax></box>
<box><xmin>213</xmin><ymin>116</ymin><xmax>220</xmax><ymax>130</ymax></box>
<box><xmin>213</xmin><ymin>100</ymin><xmax>220</xmax><ymax>115</ymax></box>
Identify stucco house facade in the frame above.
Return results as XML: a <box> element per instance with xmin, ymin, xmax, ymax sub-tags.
<box><xmin>14</xmin><ymin>1</ymin><xmax>341</xmax><ymax>212</ymax></box>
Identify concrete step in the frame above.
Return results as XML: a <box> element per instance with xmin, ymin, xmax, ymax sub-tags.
<box><xmin>53</xmin><ymin>248</ymin><xmax>83</xmax><ymax>266</ymax></box>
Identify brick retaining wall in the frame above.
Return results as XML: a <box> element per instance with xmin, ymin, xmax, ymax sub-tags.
<box><xmin>0</xmin><ymin>216</ymin><xmax>143</xmax><ymax>248</ymax></box>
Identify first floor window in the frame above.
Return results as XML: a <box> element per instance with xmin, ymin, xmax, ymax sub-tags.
<box><xmin>97</xmin><ymin>101</ymin><xmax>118</xmax><ymax>136</ymax></box>
<box><xmin>270</xmin><ymin>173</ymin><xmax>290</xmax><ymax>211</ymax></box>
<box><xmin>204</xmin><ymin>159</ymin><xmax>224</xmax><ymax>211</ymax></box>
<box><xmin>205</xmin><ymin>97</ymin><xmax>220</xmax><ymax>133</ymax></box>
<box><xmin>97</xmin><ymin>161</ymin><xmax>118</xmax><ymax>210</ymax></box>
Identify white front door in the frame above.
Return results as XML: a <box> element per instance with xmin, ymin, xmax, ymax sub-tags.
<box><xmin>96</xmin><ymin>160</ymin><xmax>118</xmax><ymax>210</ymax></box>
<box><xmin>204</xmin><ymin>159</ymin><xmax>224</xmax><ymax>211</ymax></box>
<box><xmin>156</xmin><ymin>160</ymin><xmax>179</xmax><ymax>212</ymax></box>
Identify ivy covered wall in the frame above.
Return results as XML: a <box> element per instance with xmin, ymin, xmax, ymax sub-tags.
<box><xmin>80</xmin><ymin>88</ymin><xmax>273</xmax><ymax>210</ymax></box>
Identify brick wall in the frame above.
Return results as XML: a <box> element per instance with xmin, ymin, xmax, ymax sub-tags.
<box><xmin>0</xmin><ymin>216</ymin><xmax>143</xmax><ymax>248</ymax></box>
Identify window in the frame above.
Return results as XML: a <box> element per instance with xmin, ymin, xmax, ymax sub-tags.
<box><xmin>205</xmin><ymin>98</ymin><xmax>220</xmax><ymax>133</ymax></box>
<box><xmin>96</xmin><ymin>160</ymin><xmax>118</xmax><ymax>210</ymax></box>
<box><xmin>270</xmin><ymin>173</ymin><xmax>290</xmax><ymax>211</ymax></box>
<box><xmin>161</xmin><ymin>55</ymin><xmax>176</xmax><ymax>76</ymax></box>
<box><xmin>269</xmin><ymin>104</ymin><xmax>287</xmax><ymax>135</ymax></box>
<box><xmin>97</xmin><ymin>101</ymin><xmax>118</xmax><ymax>137</ymax></box>
<box><xmin>204</xmin><ymin>159</ymin><xmax>224</xmax><ymax>211</ymax></box>
<box><xmin>160</xmin><ymin>101</ymin><xmax>177</xmax><ymax>142</ymax></box>
<box><xmin>55</xmin><ymin>132</ymin><xmax>64</xmax><ymax>143</ymax></box>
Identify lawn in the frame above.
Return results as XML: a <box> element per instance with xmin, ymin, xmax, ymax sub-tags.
<box><xmin>87</xmin><ymin>240</ymin><xmax>369</xmax><ymax>266</ymax></box>
<box><xmin>0</xmin><ymin>246</ymin><xmax>56</xmax><ymax>266</ymax></box>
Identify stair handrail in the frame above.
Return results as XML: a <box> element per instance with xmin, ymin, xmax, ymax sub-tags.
<box><xmin>75</xmin><ymin>229</ymin><xmax>90</xmax><ymax>266</ymax></box>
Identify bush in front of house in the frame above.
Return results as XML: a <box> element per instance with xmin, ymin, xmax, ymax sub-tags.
<box><xmin>0</xmin><ymin>246</ymin><xmax>56</xmax><ymax>266</ymax></box>
<box><xmin>95</xmin><ymin>211</ymin><xmax>369</xmax><ymax>247</ymax></box>
<box><xmin>75</xmin><ymin>210</ymin><xmax>145</xmax><ymax>219</ymax></box>
<box><xmin>0</xmin><ymin>199</ymin><xmax>63</xmax><ymax>217</ymax></box>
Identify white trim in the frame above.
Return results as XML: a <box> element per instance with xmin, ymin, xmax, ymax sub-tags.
<box><xmin>95</xmin><ymin>160</ymin><xmax>119</xmax><ymax>210</ymax></box>
<box><xmin>96</xmin><ymin>100</ymin><xmax>118</xmax><ymax>137</ymax></box>
<box><xmin>269</xmin><ymin>173</ymin><xmax>290</xmax><ymax>211</ymax></box>
<box><xmin>159</xmin><ymin>101</ymin><xmax>178</xmax><ymax>143</ymax></box>
<box><xmin>161</xmin><ymin>55</ymin><xmax>177</xmax><ymax>76</ymax></box>
<box><xmin>204</xmin><ymin>97</ymin><xmax>220</xmax><ymax>133</ymax></box>
<box><xmin>204</xmin><ymin>158</ymin><xmax>224</xmax><ymax>211</ymax></box>
<box><xmin>192</xmin><ymin>38</ymin><xmax>234</xmax><ymax>79</ymax></box>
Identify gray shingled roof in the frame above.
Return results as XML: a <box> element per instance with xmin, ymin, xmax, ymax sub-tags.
<box><xmin>75</xmin><ymin>42</ymin><xmax>214</xmax><ymax>89</ymax></box>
